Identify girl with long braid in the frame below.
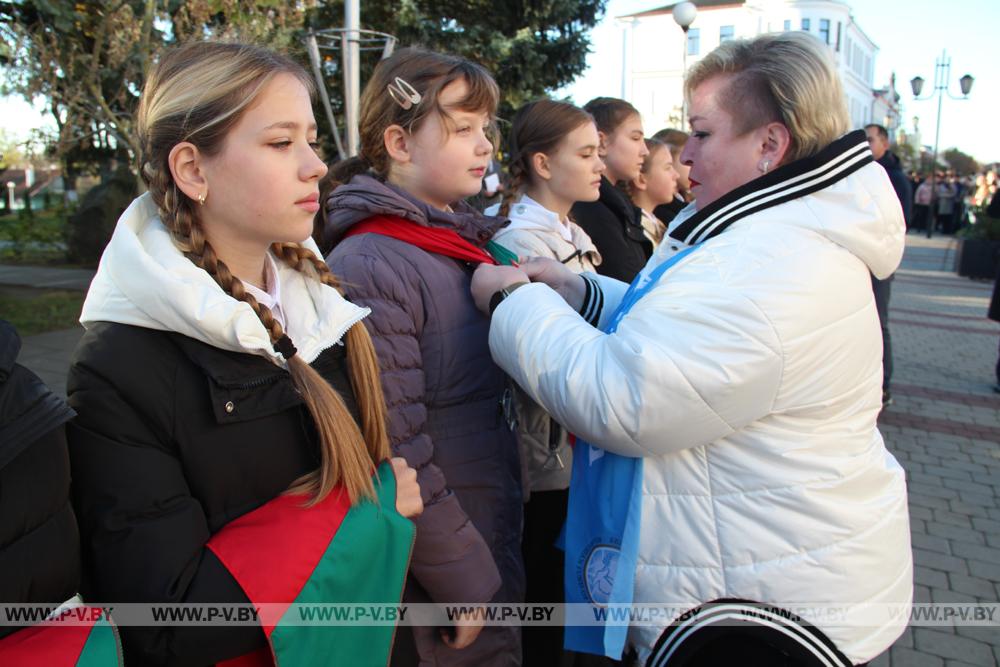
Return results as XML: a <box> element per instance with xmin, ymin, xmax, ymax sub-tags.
<box><xmin>484</xmin><ymin>98</ymin><xmax>604</xmax><ymax>664</ymax></box>
<box><xmin>67</xmin><ymin>41</ymin><xmax>421</xmax><ymax>666</ymax></box>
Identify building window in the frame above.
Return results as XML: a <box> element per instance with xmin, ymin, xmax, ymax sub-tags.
<box><xmin>720</xmin><ymin>25</ymin><xmax>734</xmax><ymax>43</ymax></box>
<box><xmin>801</xmin><ymin>18</ymin><xmax>810</xmax><ymax>31</ymax></box>
<box><xmin>783</xmin><ymin>19</ymin><xmax>791</xmax><ymax>31</ymax></box>
<box><xmin>836</xmin><ymin>22</ymin><xmax>842</xmax><ymax>51</ymax></box>
<box><xmin>819</xmin><ymin>19</ymin><xmax>830</xmax><ymax>44</ymax></box>
<box><xmin>687</xmin><ymin>28</ymin><xmax>700</xmax><ymax>56</ymax></box>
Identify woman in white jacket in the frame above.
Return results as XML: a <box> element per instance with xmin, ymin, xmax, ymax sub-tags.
<box><xmin>472</xmin><ymin>32</ymin><xmax>911</xmax><ymax>667</ymax></box>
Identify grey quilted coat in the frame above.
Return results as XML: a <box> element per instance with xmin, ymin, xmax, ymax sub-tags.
<box><xmin>323</xmin><ymin>175</ymin><xmax>524</xmax><ymax>666</ymax></box>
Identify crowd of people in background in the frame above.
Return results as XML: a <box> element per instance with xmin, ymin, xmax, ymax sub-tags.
<box><xmin>2</xmin><ymin>29</ymin><xmax>928</xmax><ymax>667</ymax></box>
<box><xmin>908</xmin><ymin>167</ymin><xmax>998</xmax><ymax>236</ymax></box>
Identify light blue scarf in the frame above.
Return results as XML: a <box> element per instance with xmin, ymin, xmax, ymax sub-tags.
<box><xmin>563</xmin><ymin>245</ymin><xmax>699</xmax><ymax>658</ymax></box>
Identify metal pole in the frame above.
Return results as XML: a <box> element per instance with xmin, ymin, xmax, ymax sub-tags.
<box><xmin>305</xmin><ymin>32</ymin><xmax>346</xmax><ymax>162</ymax></box>
<box><xmin>344</xmin><ymin>0</ymin><xmax>361</xmax><ymax>157</ymax></box>
<box><xmin>619</xmin><ymin>22</ymin><xmax>628</xmax><ymax>99</ymax></box>
<box><xmin>927</xmin><ymin>51</ymin><xmax>947</xmax><ymax>239</ymax></box>
<box><xmin>928</xmin><ymin>90</ymin><xmax>942</xmax><ymax>239</ymax></box>
<box><xmin>681</xmin><ymin>27</ymin><xmax>689</xmax><ymax>124</ymax></box>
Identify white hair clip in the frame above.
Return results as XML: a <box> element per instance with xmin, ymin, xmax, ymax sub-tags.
<box><xmin>387</xmin><ymin>77</ymin><xmax>422</xmax><ymax>110</ymax></box>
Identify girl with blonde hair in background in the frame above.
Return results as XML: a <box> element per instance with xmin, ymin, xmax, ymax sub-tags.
<box><xmin>650</xmin><ymin>128</ymin><xmax>693</xmax><ymax>224</ymax></box>
<box><xmin>628</xmin><ymin>138</ymin><xmax>680</xmax><ymax>249</ymax></box>
<box><xmin>67</xmin><ymin>41</ymin><xmax>421</xmax><ymax>666</ymax></box>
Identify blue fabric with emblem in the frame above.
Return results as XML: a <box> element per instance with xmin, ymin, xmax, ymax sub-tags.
<box><xmin>563</xmin><ymin>245</ymin><xmax>699</xmax><ymax>658</ymax></box>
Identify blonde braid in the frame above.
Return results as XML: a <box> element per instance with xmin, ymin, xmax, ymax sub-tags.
<box><xmin>271</xmin><ymin>242</ymin><xmax>391</xmax><ymax>474</ymax></box>
<box><xmin>148</xmin><ymin>163</ymin><xmax>383</xmax><ymax>505</ymax></box>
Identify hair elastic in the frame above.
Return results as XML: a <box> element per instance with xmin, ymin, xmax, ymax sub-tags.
<box><xmin>273</xmin><ymin>334</ymin><xmax>298</xmax><ymax>360</ymax></box>
<box><xmin>386</xmin><ymin>77</ymin><xmax>422</xmax><ymax>110</ymax></box>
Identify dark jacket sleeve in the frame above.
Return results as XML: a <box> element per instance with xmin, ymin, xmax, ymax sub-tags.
<box><xmin>988</xmin><ymin>188</ymin><xmax>1000</xmax><ymax>219</ymax></box>
<box><xmin>67</xmin><ymin>333</ymin><xmax>264</xmax><ymax>666</ymax></box>
<box><xmin>989</xmin><ymin>191</ymin><xmax>1000</xmax><ymax>323</ymax></box>
<box><xmin>887</xmin><ymin>168</ymin><xmax>913</xmax><ymax>225</ymax></box>
<box><xmin>329</xmin><ymin>242</ymin><xmax>502</xmax><ymax>605</ymax></box>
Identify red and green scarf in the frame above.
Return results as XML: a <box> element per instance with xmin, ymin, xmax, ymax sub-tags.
<box><xmin>0</xmin><ymin>608</ymin><xmax>121</xmax><ymax>666</ymax></box>
<box><xmin>344</xmin><ymin>215</ymin><xmax>520</xmax><ymax>266</ymax></box>
<box><xmin>208</xmin><ymin>459</ymin><xmax>414</xmax><ymax>667</ymax></box>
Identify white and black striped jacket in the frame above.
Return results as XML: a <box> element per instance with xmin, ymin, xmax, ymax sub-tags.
<box><xmin>489</xmin><ymin>131</ymin><xmax>912</xmax><ymax>664</ymax></box>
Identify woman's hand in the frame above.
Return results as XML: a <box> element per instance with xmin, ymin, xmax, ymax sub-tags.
<box><xmin>390</xmin><ymin>457</ymin><xmax>423</xmax><ymax>518</ymax></box>
<box><xmin>470</xmin><ymin>264</ymin><xmax>531</xmax><ymax>314</ymax></box>
<box><xmin>440</xmin><ymin>609</ymin><xmax>485</xmax><ymax>650</ymax></box>
<box><xmin>518</xmin><ymin>257</ymin><xmax>587</xmax><ymax>312</ymax></box>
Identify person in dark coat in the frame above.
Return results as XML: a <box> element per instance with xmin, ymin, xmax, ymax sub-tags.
<box><xmin>571</xmin><ymin>98</ymin><xmax>652</xmax><ymax>282</ymax></box>
<box><xmin>988</xmin><ymin>189</ymin><xmax>1000</xmax><ymax>392</ymax></box>
<box><xmin>0</xmin><ymin>319</ymin><xmax>79</xmax><ymax>639</ymax></box>
<box><xmin>320</xmin><ymin>48</ymin><xmax>524</xmax><ymax>666</ymax></box>
<box><xmin>67</xmin><ymin>42</ymin><xmax>420</xmax><ymax>666</ymax></box>
<box><xmin>866</xmin><ymin>124</ymin><xmax>912</xmax><ymax>407</ymax></box>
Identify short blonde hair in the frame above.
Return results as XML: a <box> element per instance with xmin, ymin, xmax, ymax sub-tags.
<box><xmin>684</xmin><ymin>32</ymin><xmax>849</xmax><ymax>162</ymax></box>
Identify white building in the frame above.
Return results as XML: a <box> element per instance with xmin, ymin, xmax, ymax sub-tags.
<box><xmin>615</xmin><ymin>0</ymin><xmax>893</xmax><ymax>134</ymax></box>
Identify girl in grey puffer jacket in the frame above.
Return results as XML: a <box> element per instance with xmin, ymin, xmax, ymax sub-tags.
<box><xmin>320</xmin><ymin>48</ymin><xmax>524</xmax><ymax>666</ymax></box>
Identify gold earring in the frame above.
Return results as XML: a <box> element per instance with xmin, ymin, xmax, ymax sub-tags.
<box><xmin>198</xmin><ymin>192</ymin><xmax>206</xmax><ymax>206</ymax></box>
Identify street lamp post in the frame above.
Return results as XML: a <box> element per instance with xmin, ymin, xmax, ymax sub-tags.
<box><xmin>910</xmin><ymin>50</ymin><xmax>973</xmax><ymax>238</ymax></box>
<box><xmin>673</xmin><ymin>2</ymin><xmax>697</xmax><ymax>123</ymax></box>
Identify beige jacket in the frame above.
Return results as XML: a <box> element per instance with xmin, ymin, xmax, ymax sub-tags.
<box><xmin>486</xmin><ymin>196</ymin><xmax>601</xmax><ymax>494</ymax></box>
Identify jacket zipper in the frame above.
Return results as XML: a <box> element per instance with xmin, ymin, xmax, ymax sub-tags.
<box><xmin>230</xmin><ymin>374</ymin><xmax>283</xmax><ymax>391</ymax></box>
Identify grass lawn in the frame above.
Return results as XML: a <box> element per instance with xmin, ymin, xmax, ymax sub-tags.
<box><xmin>0</xmin><ymin>209</ymin><xmax>66</xmax><ymax>239</ymax></box>
<box><xmin>0</xmin><ymin>209</ymin><xmax>73</xmax><ymax>264</ymax></box>
<box><xmin>0</xmin><ymin>286</ymin><xmax>84</xmax><ymax>336</ymax></box>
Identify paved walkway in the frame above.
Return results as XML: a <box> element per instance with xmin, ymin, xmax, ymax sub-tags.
<box><xmin>0</xmin><ymin>264</ymin><xmax>95</xmax><ymax>291</ymax></box>
<box><xmin>872</xmin><ymin>234</ymin><xmax>1000</xmax><ymax>667</ymax></box>
<box><xmin>4</xmin><ymin>234</ymin><xmax>1000</xmax><ymax>664</ymax></box>
<box><xmin>1</xmin><ymin>264</ymin><xmax>93</xmax><ymax>396</ymax></box>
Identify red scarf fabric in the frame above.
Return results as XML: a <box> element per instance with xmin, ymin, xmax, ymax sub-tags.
<box><xmin>344</xmin><ymin>215</ymin><xmax>499</xmax><ymax>265</ymax></box>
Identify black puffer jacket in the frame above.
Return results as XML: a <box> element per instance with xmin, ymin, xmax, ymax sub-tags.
<box><xmin>68</xmin><ymin>322</ymin><xmax>365</xmax><ymax>666</ymax></box>
<box><xmin>0</xmin><ymin>319</ymin><xmax>78</xmax><ymax>641</ymax></box>
<box><xmin>571</xmin><ymin>176</ymin><xmax>652</xmax><ymax>282</ymax></box>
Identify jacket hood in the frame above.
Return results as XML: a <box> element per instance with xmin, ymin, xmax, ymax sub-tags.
<box><xmin>81</xmin><ymin>193</ymin><xmax>369</xmax><ymax>365</ymax></box>
<box><xmin>485</xmin><ymin>195</ymin><xmax>568</xmax><ymax>236</ymax></box>
<box><xmin>669</xmin><ymin>130</ymin><xmax>904</xmax><ymax>279</ymax></box>
<box><xmin>323</xmin><ymin>174</ymin><xmax>507</xmax><ymax>248</ymax></box>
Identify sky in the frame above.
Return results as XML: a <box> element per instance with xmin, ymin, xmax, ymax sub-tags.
<box><xmin>559</xmin><ymin>0</ymin><xmax>1000</xmax><ymax>165</ymax></box>
<box><xmin>3</xmin><ymin>0</ymin><xmax>998</xmax><ymax>164</ymax></box>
